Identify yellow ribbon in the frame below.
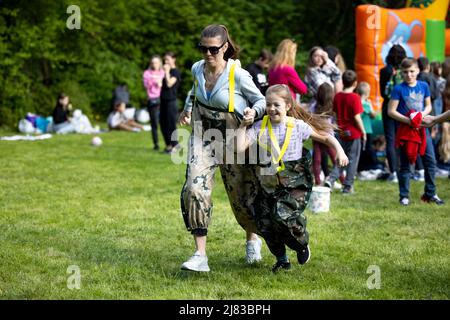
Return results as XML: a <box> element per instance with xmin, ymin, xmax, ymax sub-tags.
<box><xmin>193</xmin><ymin>62</ymin><xmax>236</xmax><ymax>113</ymax></box>
<box><xmin>258</xmin><ymin>115</ymin><xmax>295</xmax><ymax>172</ymax></box>
<box><xmin>228</xmin><ymin>62</ymin><xmax>236</xmax><ymax>113</ymax></box>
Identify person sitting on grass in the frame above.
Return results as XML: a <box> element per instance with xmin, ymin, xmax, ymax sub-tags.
<box><xmin>236</xmin><ymin>84</ymin><xmax>348</xmax><ymax>273</ymax></box>
<box><xmin>52</xmin><ymin>92</ymin><xmax>75</xmax><ymax>134</ymax></box>
<box><xmin>107</xmin><ymin>101</ymin><xmax>150</xmax><ymax>132</ymax></box>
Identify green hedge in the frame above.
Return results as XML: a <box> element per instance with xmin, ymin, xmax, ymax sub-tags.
<box><xmin>0</xmin><ymin>0</ymin><xmax>402</xmax><ymax>129</ymax></box>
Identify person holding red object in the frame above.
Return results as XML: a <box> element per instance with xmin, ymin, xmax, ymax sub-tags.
<box><xmin>395</xmin><ymin>110</ymin><xmax>426</xmax><ymax>164</ymax></box>
<box><xmin>388</xmin><ymin>58</ymin><xmax>444</xmax><ymax>206</ymax></box>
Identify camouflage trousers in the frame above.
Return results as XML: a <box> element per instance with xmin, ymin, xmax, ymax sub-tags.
<box><xmin>180</xmin><ymin>105</ymin><xmax>259</xmax><ymax>235</ymax></box>
<box><xmin>250</xmin><ymin>151</ymin><xmax>313</xmax><ymax>258</ymax></box>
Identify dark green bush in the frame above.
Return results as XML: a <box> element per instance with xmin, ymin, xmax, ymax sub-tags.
<box><xmin>1</xmin><ymin>0</ymin><xmax>407</xmax><ymax>129</ymax></box>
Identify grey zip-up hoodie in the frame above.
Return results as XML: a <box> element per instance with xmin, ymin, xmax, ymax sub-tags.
<box><xmin>183</xmin><ymin>59</ymin><xmax>266</xmax><ymax>119</ymax></box>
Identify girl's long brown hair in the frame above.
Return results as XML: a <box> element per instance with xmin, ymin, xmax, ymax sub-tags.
<box><xmin>315</xmin><ymin>82</ymin><xmax>335</xmax><ymax>115</ymax></box>
<box><xmin>56</xmin><ymin>92</ymin><xmax>70</xmax><ymax>110</ymax></box>
<box><xmin>442</xmin><ymin>58</ymin><xmax>450</xmax><ymax>79</ymax></box>
<box><xmin>266</xmin><ymin>84</ymin><xmax>335</xmax><ymax>134</ymax></box>
<box><xmin>306</xmin><ymin>46</ymin><xmax>324</xmax><ymax>72</ymax></box>
<box><xmin>430</xmin><ymin>61</ymin><xmax>441</xmax><ymax>79</ymax></box>
<box><xmin>149</xmin><ymin>54</ymin><xmax>162</xmax><ymax>70</ymax></box>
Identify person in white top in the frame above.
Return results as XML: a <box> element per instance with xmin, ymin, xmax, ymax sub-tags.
<box><xmin>235</xmin><ymin>84</ymin><xmax>348</xmax><ymax>272</ymax></box>
<box><xmin>107</xmin><ymin>101</ymin><xmax>150</xmax><ymax>132</ymax></box>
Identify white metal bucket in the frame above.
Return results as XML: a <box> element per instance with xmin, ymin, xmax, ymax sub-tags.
<box><xmin>308</xmin><ymin>186</ymin><xmax>331</xmax><ymax>213</ymax></box>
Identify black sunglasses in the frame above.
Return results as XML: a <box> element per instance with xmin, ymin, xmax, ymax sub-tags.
<box><xmin>197</xmin><ymin>42</ymin><xmax>226</xmax><ymax>55</ymax></box>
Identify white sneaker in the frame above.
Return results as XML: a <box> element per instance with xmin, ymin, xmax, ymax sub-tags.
<box><xmin>399</xmin><ymin>197</ymin><xmax>410</xmax><ymax>206</ymax></box>
<box><xmin>333</xmin><ymin>181</ymin><xmax>342</xmax><ymax>190</ymax></box>
<box><xmin>323</xmin><ymin>179</ymin><xmax>332</xmax><ymax>190</ymax></box>
<box><xmin>169</xmin><ymin>144</ymin><xmax>182</xmax><ymax>154</ymax></box>
<box><xmin>388</xmin><ymin>172</ymin><xmax>398</xmax><ymax>183</ymax></box>
<box><xmin>181</xmin><ymin>252</ymin><xmax>210</xmax><ymax>272</ymax></box>
<box><xmin>246</xmin><ymin>237</ymin><xmax>262</xmax><ymax>264</ymax></box>
<box><xmin>358</xmin><ymin>171</ymin><xmax>377</xmax><ymax>181</ymax></box>
<box><xmin>417</xmin><ymin>169</ymin><xmax>425</xmax><ymax>182</ymax></box>
<box><xmin>319</xmin><ymin>171</ymin><xmax>325</xmax><ymax>182</ymax></box>
<box><xmin>436</xmin><ymin>168</ymin><xmax>449</xmax><ymax>178</ymax></box>
<box><xmin>370</xmin><ymin>169</ymin><xmax>383</xmax><ymax>177</ymax></box>
<box><xmin>142</xmin><ymin>125</ymin><xmax>151</xmax><ymax>132</ymax></box>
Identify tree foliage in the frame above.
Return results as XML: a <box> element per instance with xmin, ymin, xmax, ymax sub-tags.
<box><xmin>0</xmin><ymin>0</ymin><xmax>411</xmax><ymax>128</ymax></box>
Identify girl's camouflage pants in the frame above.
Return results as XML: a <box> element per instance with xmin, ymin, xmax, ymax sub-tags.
<box><xmin>251</xmin><ymin>152</ymin><xmax>313</xmax><ymax>258</ymax></box>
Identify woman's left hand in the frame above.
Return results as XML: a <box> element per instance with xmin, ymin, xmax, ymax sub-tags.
<box><xmin>241</xmin><ymin>107</ymin><xmax>256</xmax><ymax>126</ymax></box>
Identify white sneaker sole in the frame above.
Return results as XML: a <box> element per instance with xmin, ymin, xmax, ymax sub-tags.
<box><xmin>304</xmin><ymin>245</ymin><xmax>311</xmax><ymax>264</ymax></box>
<box><xmin>181</xmin><ymin>263</ymin><xmax>210</xmax><ymax>272</ymax></box>
<box><xmin>298</xmin><ymin>245</ymin><xmax>311</xmax><ymax>265</ymax></box>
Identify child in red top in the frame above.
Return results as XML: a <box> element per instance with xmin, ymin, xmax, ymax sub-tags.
<box><xmin>324</xmin><ymin>70</ymin><xmax>366</xmax><ymax>194</ymax></box>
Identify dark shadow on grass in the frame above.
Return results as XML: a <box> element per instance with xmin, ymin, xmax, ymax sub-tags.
<box><xmin>172</xmin><ymin>269</ymin><xmax>212</xmax><ymax>279</ymax></box>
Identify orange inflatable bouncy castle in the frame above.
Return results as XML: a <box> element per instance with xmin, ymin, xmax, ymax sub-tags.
<box><xmin>355</xmin><ymin>5</ymin><xmax>426</xmax><ymax>111</ymax></box>
<box><xmin>446</xmin><ymin>29</ymin><xmax>450</xmax><ymax>56</ymax></box>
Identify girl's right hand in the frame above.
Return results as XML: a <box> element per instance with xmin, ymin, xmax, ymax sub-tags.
<box><xmin>422</xmin><ymin>115</ymin><xmax>435</xmax><ymax>127</ymax></box>
<box><xmin>240</xmin><ymin>107</ymin><xmax>255</xmax><ymax>127</ymax></box>
<box><xmin>336</xmin><ymin>150</ymin><xmax>349</xmax><ymax>167</ymax></box>
<box><xmin>179</xmin><ymin>110</ymin><xmax>191</xmax><ymax>125</ymax></box>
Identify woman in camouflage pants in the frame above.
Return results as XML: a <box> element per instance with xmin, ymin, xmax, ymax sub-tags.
<box><xmin>178</xmin><ymin>24</ymin><xmax>266</xmax><ymax>272</ymax></box>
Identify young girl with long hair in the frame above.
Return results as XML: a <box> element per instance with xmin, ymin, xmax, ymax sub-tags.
<box><xmin>311</xmin><ymin>82</ymin><xmax>345</xmax><ymax>185</ymax></box>
<box><xmin>236</xmin><ymin>84</ymin><xmax>348</xmax><ymax>272</ymax></box>
<box><xmin>143</xmin><ymin>55</ymin><xmax>165</xmax><ymax>150</ymax></box>
<box><xmin>305</xmin><ymin>46</ymin><xmax>342</xmax><ymax>97</ymax></box>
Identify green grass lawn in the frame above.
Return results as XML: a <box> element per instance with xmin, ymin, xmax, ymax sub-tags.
<box><xmin>0</xmin><ymin>128</ymin><xmax>449</xmax><ymax>299</ymax></box>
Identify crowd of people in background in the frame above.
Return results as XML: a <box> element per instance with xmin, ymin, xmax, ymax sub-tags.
<box><xmin>36</xmin><ymin>29</ymin><xmax>450</xmax><ymax>201</ymax></box>
<box><xmin>261</xmin><ymin>42</ymin><xmax>450</xmax><ymax>198</ymax></box>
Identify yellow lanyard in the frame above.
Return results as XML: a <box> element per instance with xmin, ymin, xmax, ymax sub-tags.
<box><xmin>258</xmin><ymin>115</ymin><xmax>295</xmax><ymax>172</ymax></box>
<box><xmin>193</xmin><ymin>79</ymin><xmax>198</xmax><ymax>106</ymax></box>
<box><xmin>228</xmin><ymin>62</ymin><xmax>236</xmax><ymax>113</ymax></box>
<box><xmin>193</xmin><ymin>62</ymin><xmax>236</xmax><ymax>113</ymax></box>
